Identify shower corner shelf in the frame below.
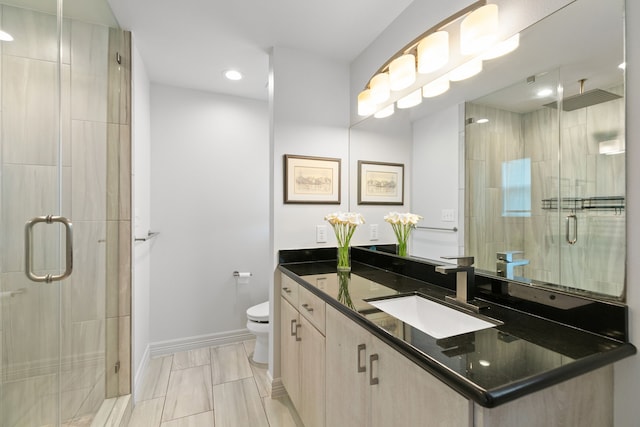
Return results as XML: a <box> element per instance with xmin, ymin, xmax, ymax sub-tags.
<box><xmin>541</xmin><ymin>196</ymin><xmax>625</xmax><ymax>212</ymax></box>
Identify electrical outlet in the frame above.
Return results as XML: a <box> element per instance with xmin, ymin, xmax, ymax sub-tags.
<box><xmin>441</xmin><ymin>209</ymin><xmax>456</xmax><ymax>222</ymax></box>
<box><xmin>370</xmin><ymin>224</ymin><xmax>379</xmax><ymax>241</ymax></box>
<box><xmin>316</xmin><ymin>225</ymin><xmax>327</xmax><ymax>243</ymax></box>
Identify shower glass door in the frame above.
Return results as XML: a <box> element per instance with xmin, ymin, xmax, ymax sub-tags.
<box><xmin>0</xmin><ymin>0</ymin><xmax>66</xmax><ymax>425</ymax></box>
<box><xmin>0</xmin><ymin>0</ymin><xmax>122</xmax><ymax>424</ymax></box>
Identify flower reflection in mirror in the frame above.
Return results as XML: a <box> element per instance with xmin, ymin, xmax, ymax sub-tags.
<box><xmin>384</xmin><ymin>212</ymin><xmax>423</xmax><ymax>256</ymax></box>
<box><xmin>337</xmin><ymin>270</ymin><xmax>355</xmax><ymax>310</ymax></box>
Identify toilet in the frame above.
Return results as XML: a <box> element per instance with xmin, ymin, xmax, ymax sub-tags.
<box><xmin>246</xmin><ymin>301</ymin><xmax>270</xmax><ymax>364</ymax></box>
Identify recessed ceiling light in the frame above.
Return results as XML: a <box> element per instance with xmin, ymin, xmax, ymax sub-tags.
<box><xmin>224</xmin><ymin>70</ymin><xmax>243</xmax><ymax>81</ymax></box>
<box><xmin>0</xmin><ymin>30</ymin><xmax>14</xmax><ymax>42</ymax></box>
<box><xmin>537</xmin><ymin>88</ymin><xmax>553</xmax><ymax>97</ymax></box>
<box><xmin>479</xmin><ymin>360</ymin><xmax>491</xmax><ymax>367</ymax></box>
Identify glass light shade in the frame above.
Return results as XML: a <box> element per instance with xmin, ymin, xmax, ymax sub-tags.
<box><xmin>0</xmin><ymin>30</ymin><xmax>13</xmax><ymax>41</ymax></box>
<box><xmin>422</xmin><ymin>76</ymin><xmax>450</xmax><ymax>98</ymax></box>
<box><xmin>397</xmin><ymin>89</ymin><xmax>422</xmax><ymax>109</ymax></box>
<box><xmin>482</xmin><ymin>33</ymin><xmax>520</xmax><ymax>60</ymax></box>
<box><xmin>370</xmin><ymin>73</ymin><xmax>391</xmax><ymax>104</ymax></box>
<box><xmin>448</xmin><ymin>59</ymin><xmax>482</xmax><ymax>81</ymax></box>
<box><xmin>460</xmin><ymin>4</ymin><xmax>499</xmax><ymax>55</ymax></box>
<box><xmin>357</xmin><ymin>89</ymin><xmax>375</xmax><ymax>116</ymax></box>
<box><xmin>389</xmin><ymin>54</ymin><xmax>416</xmax><ymax>91</ymax></box>
<box><xmin>374</xmin><ymin>104</ymin><xmax>395</xmax><ymax>119</ymax></box>
<box><xmin>418</xmin><ymin>31</ymin><xmax>449</xmax><ymax>74</ymax></box>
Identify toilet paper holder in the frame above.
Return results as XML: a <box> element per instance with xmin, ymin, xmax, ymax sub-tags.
<box><xmin>233</xmin><ymin>271</ymin><xmax>252</xmax><ymax>277</ymax></box>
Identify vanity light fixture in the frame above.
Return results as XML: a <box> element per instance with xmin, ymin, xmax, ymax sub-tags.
<box><xmin>417</xmin><ymin>31</ymin><xmax>449</xmax><ymax>74</ymax></box>
<box><xmin>481</xmin><ymin>33</ymin><xmax>520</xmax><ymax>60</ymax></box>
<box><xmin>374</xmin><ymin>103</ymin><xmax>395</xmax><ymax>119</ymax></box>
<box><xmin>397</xmin><ymin>89</ymin><xmax>422</xmax><ymax>109</ymax></box>
<box><xmin>358</xmin><ymin>89</ymin><xmax>376</xmax><ymax>116</ymax></box>
<box><xmin>224</xmin><ymin>69</ymin><xmax>243</xmax><ymax>81</ymax></box>
<box><xmin>0</xmin><ymin>30</ymin><xmax>13</xmax><ymax>41</ymax></box>
<box><xmin>448</xmin><ymin>59</ymin><xmax>483</xmax><ymax>82</ymax></box>
<box><xmin>460</xmin><ymin>4</ymin><xmax>499</xmax><ymax>55</ymax></box>
<box><xmin>357</xmin><ymin>0</ymin><xmax>520</xmax><ymax>117</ymax></box>
<box><xmin>422</xmin><ymin>76</ymin><xmax>450</xmax><ymax>98</ymax></box>
<box><xmin>389</xmin><ymin>54</ymin><xmax>416</xmax><ymax>91</ymax></box>
<box><xmin>476</xmin><ymin>118</ymin><xmax>489</xmax><ymax>124</ymax></box>
<box><xmin>370</xmin><ymin>72</ymin><xmax>391</xmax><ymax>103</ymax></box>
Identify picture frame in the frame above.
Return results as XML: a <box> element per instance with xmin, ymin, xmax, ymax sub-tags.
<box><xmin>284</xmin><ymin>154</ymin><xmax>341</xmax><ymax>204</ymax></box>
<box><xmin>358</xmin><ymin>160</ymin><xmax>404</xmax><ymax>205</ymax></box>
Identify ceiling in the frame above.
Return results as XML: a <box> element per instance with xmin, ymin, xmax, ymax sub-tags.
<box><xmin>106</xmin><ymin>0</ymin><xmax>415</xmax><ymax>101</ymax></box>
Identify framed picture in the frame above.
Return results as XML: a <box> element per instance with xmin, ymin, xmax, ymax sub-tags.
<box><xmin>284</xmin><ymin>154</ymin><xmax>341</xmax><ymax>204</ymax></box>
<box><xmin>358</xmin><ymin>161</ymin><xmax>404</xmax><ymax>205</ymax></box>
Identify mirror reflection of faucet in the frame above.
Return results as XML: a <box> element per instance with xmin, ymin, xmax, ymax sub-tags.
<box><xmin>496</xmin><ymin>251</ymin><xmax>529</xmax><ymax>280</ymax></box>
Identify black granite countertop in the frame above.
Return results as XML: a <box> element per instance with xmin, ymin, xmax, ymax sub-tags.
<box><xmin>278</xmin><ymin>250</ymin><xmax>636</xmax><ymax>408</ymax></box>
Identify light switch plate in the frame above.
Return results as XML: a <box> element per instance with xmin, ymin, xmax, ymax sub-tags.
<box><xmin>370</xmin><ymin>224</ymin><xmax>379</xmax><ymax>241</ymax></box>
<box><xmin>316</xmin><ymin>225</ymin><xmax>327</xmax><ymax>243</ymax></box>
<box><xmin>441</xmin><ymin>209</ymin><xmax>456</xmax><ymax>222</ymax></box>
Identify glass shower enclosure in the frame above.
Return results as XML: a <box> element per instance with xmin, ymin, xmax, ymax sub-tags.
<box><xmin>0</xmin><ymin>0</ymin><xmax>131</xmax><ymax>425</ymax></box>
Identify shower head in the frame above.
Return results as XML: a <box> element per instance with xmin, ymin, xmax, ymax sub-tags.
<box><xmin>544</xmin><ymin>79</ymin><xmax>622</xmax><ymax>111</ymax></box>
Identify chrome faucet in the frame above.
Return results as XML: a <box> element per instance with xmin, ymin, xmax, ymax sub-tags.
<box><xmin>436</xmin><ymin>256</ymin><xmax>483</xmax><ymax>312</ymax></box>
<box><xmin>496</xmin><ymin>251</ymin><xmax>529</xmax><ymax>279</ymax></box>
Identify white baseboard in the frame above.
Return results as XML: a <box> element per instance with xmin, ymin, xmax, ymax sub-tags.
<box><xmin>149</xmin><ymin>328</ymin><xmax>253</xmax><ymax>358</ymax></box>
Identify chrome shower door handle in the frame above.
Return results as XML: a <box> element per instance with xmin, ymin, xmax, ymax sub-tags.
<box><xmin>565</xmin><ymin>213</ymin><xmax>578</xmax><ymax>245</ymax></box>
<box><xmin>25</xmin><ymin>215</ymin><xmax>73</xmax><ymax>283</ymax></box>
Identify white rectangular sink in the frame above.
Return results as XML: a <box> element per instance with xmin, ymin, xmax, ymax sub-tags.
<box><xmin>368</xmin><ymin>295</ymin><xmax>498</xmax><ymax>339</ymax></box>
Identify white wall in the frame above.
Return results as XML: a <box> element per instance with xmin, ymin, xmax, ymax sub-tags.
<box><xmin>271</xmin><ymin>47</ymin><xmax>350</xmax><ymax>253</ymax></box>
<box><xmin>150</xmin><ymin>84</ymin><xmax>270</xmax><ymax>344</ymax></box>
<box><xmin>131</xmin><ymin>41</ymin><xmax>151</xmax><ymax>399</ymax></box>
<box><xmin>614</xmin><ymin>1</ymin><xmax>640</xmax><ymax>425</ymax></box>
<box><xmin>411</xmin><ymin>104</ymin><xmax>463</xmax><ymax>259</ymax></box>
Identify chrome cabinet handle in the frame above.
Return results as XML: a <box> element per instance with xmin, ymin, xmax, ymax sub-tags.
<box><xmin>565</xmin><ymin>214</ymin><xmax>578</xmax><ymax>245</ymax></box>
<box><xmin>369</xmin><ymin>354</ymin><xmax>379</xmax><ymax>385</ymax></box>
<box><xmin>290</xmin><ymin>319</ymin><xmax>297</xmax><ymax>336</ymax></box>
<box><xmin>301</xmin><ymin>303</ymin><xmax>314</xmax><ymax>313</ymax></box>
<box><xmin>282</xmin><ymin>287</ymin><xmax>292</xmax><ymax>294</ymax></box>
<box><xmin>295</xmin><ymin>323</ymin><xmax>302</xmax><ymax>342</ymax></box>
<box><xmin>357</xmin><ymin>344</ymin><xmax>366</xmax><ymax>373</ymax></box>
<box><xmin>25</xmin><ymin>215</ymin><xmax>73</xmax><ymax>283</ymax></box>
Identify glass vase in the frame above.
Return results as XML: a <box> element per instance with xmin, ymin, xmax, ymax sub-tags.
<box><xmin>337</xmin><ymin>245</ymin><xmax>351</xmax><ymax>272</ymax></box>
<box><xmin>397</xmin><ymin>240</ymin><xmax>407</xmax><ymax>257</ymax></box>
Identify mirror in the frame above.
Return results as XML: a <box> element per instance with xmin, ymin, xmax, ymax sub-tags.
<box><xmin>349</xmin><ymin>0</ymin><xmax>625</xmax><ymax>300</ymax></box>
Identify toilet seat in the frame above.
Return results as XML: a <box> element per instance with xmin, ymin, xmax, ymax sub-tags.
<box><xmin>247</xmin><ymin>301</ymin><xmax>269</xmax><ymax>323</ymax></box>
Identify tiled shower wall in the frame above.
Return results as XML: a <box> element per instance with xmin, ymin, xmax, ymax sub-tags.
<box><xmin>465</xmin><ymin>85</ymin><xmax>625</xmax><ymax>297</ymax></box>
<box><xmin>0</xmin><ymin>5</ymin><xmax>131</xmax><ymax>426</ymax></box>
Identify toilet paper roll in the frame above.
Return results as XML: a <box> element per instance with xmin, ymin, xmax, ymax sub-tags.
<box><xmin>234</xmin><ymin>271</ymin><xmax>251</xmax><ymax>285</ymax></box>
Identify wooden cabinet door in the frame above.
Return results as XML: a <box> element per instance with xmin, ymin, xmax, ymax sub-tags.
<box><xmin>325</xmin><ymin>306</ymin><xmax>371</xmax><ymax>427</ymax></box>
<box><xmin>369</xmin><ymin>335</ymin><xmax>471</xmax><ymax>427</ymax></box>
<box><xmin>280</xmin><ymin>297</ymin><xmax>301</xmax><ymax>409</ymax></box>
<box><xmin>299</xmin><ymin>315</ymin><xmax>325</xmax><ymax>427</ymax></box>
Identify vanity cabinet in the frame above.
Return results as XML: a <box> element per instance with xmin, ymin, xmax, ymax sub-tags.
<box><xmin>325</xmin><ymin>305</ymin><xmax>470</xmax><ymax>427</ymax></box>
<box><xmin>280</xmin><ymin>275</ymin><xmax>325</xmax><ymax>427</ymax></box>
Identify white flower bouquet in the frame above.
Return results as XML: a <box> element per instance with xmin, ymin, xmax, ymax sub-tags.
<box><xmin>384</xmin><ymin>212</ymin><xmax>423</xmax><ymax>256</ymax></box>
<box><xmin>324</xmin><ymin>212</ymin><xmax>365</xmax><ymax>270</ymax></box>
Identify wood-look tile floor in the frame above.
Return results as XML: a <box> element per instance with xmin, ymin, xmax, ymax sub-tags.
<box><xmin>128</xmin><ymin>340</ymin><xmax>303</xmax><ymax>427</ymax></box>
